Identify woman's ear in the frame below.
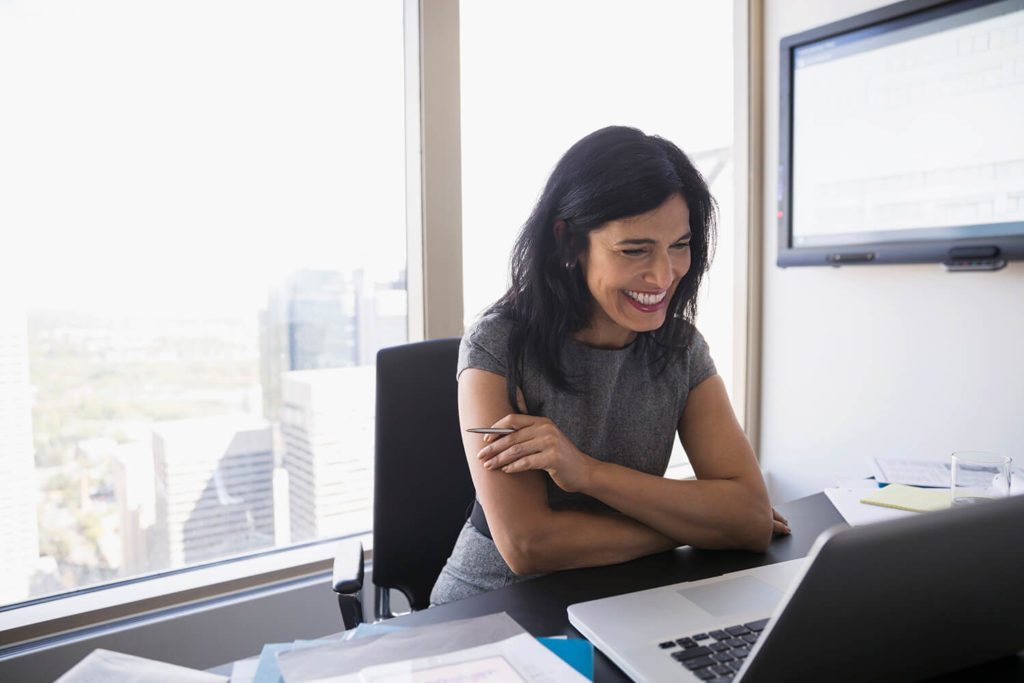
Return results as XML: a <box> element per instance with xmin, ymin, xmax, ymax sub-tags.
<box><xmin>553</xmin><ymin>219</ymin><xmax>567</xmax><ymax>242</ymax></box>
<box><xmin>553</xmin><ymin>220</ymin><xmax>579</xmax><ymax>270</ymax></box>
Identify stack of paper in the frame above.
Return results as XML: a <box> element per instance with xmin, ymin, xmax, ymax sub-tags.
<box><xmin>870</xmin><ymin>456</ymin><xmax>1024</xmax><ymax>490</ymax></box>
<box><xmin>233</xmin><ymin>620</ymin><xmax>593</xmax><ymax>683</ymax></box>
<box><xmin>274</xmin><ymin>612</ymin><xmax>590</xmax><ymax>683</ymax></box>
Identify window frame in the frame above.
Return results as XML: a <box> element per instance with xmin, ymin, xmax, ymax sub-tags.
<box><xmin>0</xmin><ymin>536</ymin><xmax>360</xmax><ymax>651</ymax></box>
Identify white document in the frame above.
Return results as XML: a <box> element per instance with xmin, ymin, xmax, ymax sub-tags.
<box><xmin>871</xmin><ymin>458</ymin><xmax>953</xmax><ymax>487</ymax></box>
<box><xmin>229</xmin><ymin>657</ymin><xmax>259</xmax><ymax>683</ymax></box>
<box><xmin>55</xmin><ymin>649</ymin><xmax>227</xmax><ymax>683</ymax></box>
<box><xmin>326</xmin><ymin>632</ymin><xmax>585</xmax><ymax>683</ymax></box>
<box><xmin>824</xmin><ymin>486</ymin><xmax>917</xmax><ymax>526</ymax></box>
<box><xmin>871</xmin><ymin>457</ymin><xmax>1024</xmax><ymax>490</ymax></box>
<box><xmin>365</xmin><ymin>655</ymin><xmax>521</xmax><ymax>683</ymax></box>
<box><xmin>278</xmin><ymin>612</ymin><xmax>585</xmax><ymax>683</ymax></box>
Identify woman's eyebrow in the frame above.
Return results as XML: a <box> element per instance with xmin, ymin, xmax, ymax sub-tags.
<box><xmin>614</xmin><ymin>232</ymin><xmax>693</xmax><ymax>247</ymax></box>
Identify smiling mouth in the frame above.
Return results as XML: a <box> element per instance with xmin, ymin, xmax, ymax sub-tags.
<box><xmin>624</xmin><ymin>289</ymin><xmax>668</xmax><ymax>306</ymax></box>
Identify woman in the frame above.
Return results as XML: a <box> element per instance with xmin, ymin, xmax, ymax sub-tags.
<box><xmin>431</xmin><ymin>126</ymin><xmax>788</xmax><ymax>606</ymax></box>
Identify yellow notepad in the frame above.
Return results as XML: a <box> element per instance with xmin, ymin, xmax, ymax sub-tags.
<box><xmin>859</xmin><ymin>484</ymin><xmax>951</xmax><ymax>512</ymax></box>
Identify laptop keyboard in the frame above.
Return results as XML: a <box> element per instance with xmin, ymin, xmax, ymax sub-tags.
<box><xmin>657</xmin><ymin>617</ymin><xmax>769</xmax><ymax>681</ymax></box>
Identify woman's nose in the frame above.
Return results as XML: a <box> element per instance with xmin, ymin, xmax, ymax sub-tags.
<box><xmin>647</xmin><ymin>250</ymin><xmax>674</xmax><ymax>288</ymax></box>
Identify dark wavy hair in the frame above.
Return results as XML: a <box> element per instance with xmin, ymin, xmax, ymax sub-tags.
<box><xmin>488</xmin><ymin>126</ymin><xmax>717</xmax><ymax>410</ymax></box>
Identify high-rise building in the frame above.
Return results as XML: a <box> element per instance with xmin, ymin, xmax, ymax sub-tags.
<box><xmin>260</xmin><ymin>269</ymin><xmax>405</xmax><ymax>545</ymax></box>
<box><xmin>0</xmin><ymin>308</ymin><xmax>40</xmax><ymax>605</ymax></box>
<box><xmin>287</xmin><ymin>269</ymin><xmax>360</xmax><ymax>371</ymax></box>
<box><xmin>152</xmin><ymin>415</ymin><xmax>274</xmax><ymax>568</ymax></box>
<box><xmin>111</xmin><ymin>441</ymin><xmax>157</xmax><ymax>576</ymax></box>
<box><xmin>281</xmin><ymin>366</ymin><xmax>375</xmax><ymax>543</ymax></box>
<box><xmin>260</xmin><ymin>269</ymin><xmax>359</xmax><ymax>425</ymax></box>
<box><xmin>259</xmin><ymin>268</ymin><xmax>406</xmax><ymax>423</ymax></box>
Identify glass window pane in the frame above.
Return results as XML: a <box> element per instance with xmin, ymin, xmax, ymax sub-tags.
<box><xmin>0</xmin><ymin>0</ymin><xmax>406</xmax><ymax>605</ymax></box>
<box><xmin>460</xmin><ymin>0</ymin><xmax>736</xmax><ymax>469</ymax></box>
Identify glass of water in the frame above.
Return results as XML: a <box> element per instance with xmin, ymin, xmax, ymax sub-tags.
<box><xmin>950</xmin><ymin>452</ymin><xmax>1011</xmax><ymax>507</ymax></box>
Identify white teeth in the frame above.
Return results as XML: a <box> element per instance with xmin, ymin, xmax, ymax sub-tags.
<box><xmin>625</xmin><ymin>290</ymin><xmax>667</xmax><ymax>306</ymax></box>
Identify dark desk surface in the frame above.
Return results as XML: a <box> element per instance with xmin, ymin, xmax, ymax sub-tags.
<box><xmin>218</xmin><ymin>493</ymin><xmax>1023</xmax><ymax>681</ymax></box>
<box><xmin>383</xmin><ymin>492</ymin><xmax>1024</xmax><ymax>682</ymax></box>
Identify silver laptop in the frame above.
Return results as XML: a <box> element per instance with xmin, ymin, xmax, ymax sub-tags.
<box><xmin>568</xmin><ymin>493</ymin><xmax>1024</xmax><ymax>682</ymax></box>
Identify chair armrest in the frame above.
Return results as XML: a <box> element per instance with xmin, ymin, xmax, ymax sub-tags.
<box><xmin>332</xmin><ymin>539</ymin><xmax>364</xmax><ymax>594</ymax></box>
<box><xmin>333</xmin><ymin>539</ymin><xmax>365</xmax><ymax>629</ymax></box>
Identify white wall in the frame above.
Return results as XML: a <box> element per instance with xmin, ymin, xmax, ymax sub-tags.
<box><xmin>759</xmin><ymin>0</ymin><xmax>1024</xmax><ymax>503</ymax></box>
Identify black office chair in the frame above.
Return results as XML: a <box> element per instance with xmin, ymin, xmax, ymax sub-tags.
<box><xmin>332</xmin><ymin>337</ymin><xmax>475</xmax><ymax>628</ymax></box>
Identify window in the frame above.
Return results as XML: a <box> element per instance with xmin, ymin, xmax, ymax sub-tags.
<box><xmin>0</xmin><ymin>0</ymin><xmax>407</xmax><ymax>607</ymax></box>
<box><xmin>460</xmin><ymin>0</ymin><xmax>737</xmax><ymax>470</ymax></box>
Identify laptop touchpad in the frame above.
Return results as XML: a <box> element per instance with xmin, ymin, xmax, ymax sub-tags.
<box><xmin>676</xmin><ymin>575</ymin><xmax>783</xmax><ymax>617</ymax></box>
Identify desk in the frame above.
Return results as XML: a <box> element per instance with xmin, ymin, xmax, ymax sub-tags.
<box><xmin>224</xmin><ymin>493</ymin><xmax>1024</xmax><ymax>681</ymax></box>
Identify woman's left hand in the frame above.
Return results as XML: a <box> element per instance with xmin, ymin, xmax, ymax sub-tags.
<box><xmin>476</xmin><ymin>414</ymin><xmax>594</xmax><ymax>493</ymax></box>
<box><xmin>772</xmin><ymin>508</ymin><xmax>791</xmax><ymax>536</ymax></box>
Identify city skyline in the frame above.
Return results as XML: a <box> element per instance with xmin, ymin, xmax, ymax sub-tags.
<box><xmin>2</xmin><ymin>266</ymin><xmax>406</xmax><ymax>605</ymax></box>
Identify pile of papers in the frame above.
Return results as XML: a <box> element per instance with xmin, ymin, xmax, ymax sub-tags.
<box><xmin>870</xmin><ymin>456</ymin><xmax>1024</xmax><ymax>489</ymax></box>
<box><xmin>825</xmin><ymin>456</ymin><xmax>1023</xmax><ymax>526</ymax></box>
<box><xmin>271</xmin><ymin>612</ymin><xmax>590</xmax><ymax>683</ymax></box>
<box><xmin>57</xmin><ymin>613</ymin><xmax>592</xmax><ymax>683</ymax></box>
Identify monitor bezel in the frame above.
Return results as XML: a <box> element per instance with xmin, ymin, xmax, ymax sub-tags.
<box><xmin>776</xmin><ymin>0</ymin><xmax>1024</xmax><ymax>268</ymax></box>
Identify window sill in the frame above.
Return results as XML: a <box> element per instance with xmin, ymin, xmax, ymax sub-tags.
<box><xmin>0</xmin><ymin>533</ymin><xmax>370</xmax><ymax>652</ymax></box>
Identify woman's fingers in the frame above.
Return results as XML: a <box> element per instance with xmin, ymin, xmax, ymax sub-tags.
<box><xmin>483</xmin><ymin>440</ymin><xmax>543</xmax><ymax>470</ymax></box>
<box><xmin>472</xmin><ymin>416</ymin><xmax>587</xmax><ymax>490</ymax></box>
<box><xmin>476</xmin><ymin>426</ymin><xmax>533</xmax><ymax>463</ymax></box>
<box><xmin>499</xmin><ymin>454</ymin><xmax>536</xmax><ymax>474</ymax></box>
<box><xmin>476</xmin><ymin>417</ymin><xmax>550</xmax><ymax>463</ymax></box>
<box><xmin>477</xmin><ymin>427</ymin><xmax>555</xmax><ymax>473</ymax></box>
<box><xmin>771</xmin><ymin>508</ymin><xmax>791</xmax><ymax>536</ymax></box>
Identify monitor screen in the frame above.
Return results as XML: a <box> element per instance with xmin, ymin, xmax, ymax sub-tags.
<box><xmin>777</xmin><ymin>0</ymin><xmax>1024</xmax><ymax>268</ymax></box>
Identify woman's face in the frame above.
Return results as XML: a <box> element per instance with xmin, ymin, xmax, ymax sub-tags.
<box><xmin>575</xmin><ymin>193</ymin><xmax>691</xmax><ymax>348</ymax></box>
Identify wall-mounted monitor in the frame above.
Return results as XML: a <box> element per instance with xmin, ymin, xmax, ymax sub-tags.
<box><xmin>777</xmin><ymin>0</ymin><xmax>1024</xmax><ymax>269</ymax></box>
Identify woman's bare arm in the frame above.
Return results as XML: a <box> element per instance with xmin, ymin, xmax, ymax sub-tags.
<box><xmin>477</xmin><ymin>374</ymin><xmax>776</xmax><ymax>554</ymax></box>
<box><xmin>460</xmin><ymin>368</ymin><xmax>676</xmax><ymax>575</ymax></box>
<box><xmin>583</xmin><ymin>374</ymin><xmax>774</xmax><ymax>551</ymax></box>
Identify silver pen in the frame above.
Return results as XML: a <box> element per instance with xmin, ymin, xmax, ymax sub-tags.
<box><xmin>465</xmin><ymin>427</ymin><xmax>515</xmax><ymax>434</ymax></box>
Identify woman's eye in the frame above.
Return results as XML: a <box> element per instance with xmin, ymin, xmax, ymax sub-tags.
<box><xmin>671</xmin><ymin>242</ymin><xmax>691</xmax><ymax>251</ymax></box>
<box><xmin>622</xmin><ymin>249</ymin><xmax>647</xmax><ymax>256</ymax></box>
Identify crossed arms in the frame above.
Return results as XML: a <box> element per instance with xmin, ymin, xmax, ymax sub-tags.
<box><xmin>460</xmin><ymin>368</ymin><xmax>780</xmax><ymax>576</ymax></box>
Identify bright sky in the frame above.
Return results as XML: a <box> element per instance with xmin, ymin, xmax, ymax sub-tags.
<box><xmin>460</xmin><ymin>0</ymin><xmax>736</xmax><ymax>386</ymax></box>
<box><xmin>0</xmin><ymin>0</ymin><xmax>406</xmax><ymax>316</ymax></box>
<box><xmin>0</xmin><ymin>0</ymin><xmax>734</xmax><ymax>354</ymax></box>
<box><xmin>459</xmin><ymin>0</ymin><xmax>735</xmax><ymax>317</ymax></box>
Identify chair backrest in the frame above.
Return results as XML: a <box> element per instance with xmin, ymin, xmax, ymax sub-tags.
<box><xmin>371</xmin><ymin>337</ymin><xmax>473</xmax><ymax>617</ymax></box>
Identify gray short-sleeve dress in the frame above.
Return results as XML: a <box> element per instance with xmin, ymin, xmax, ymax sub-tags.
<box><xmin>429</xmin><ymin>314</ymin><xmax>717</xmax><ymax>606</ymax></box>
